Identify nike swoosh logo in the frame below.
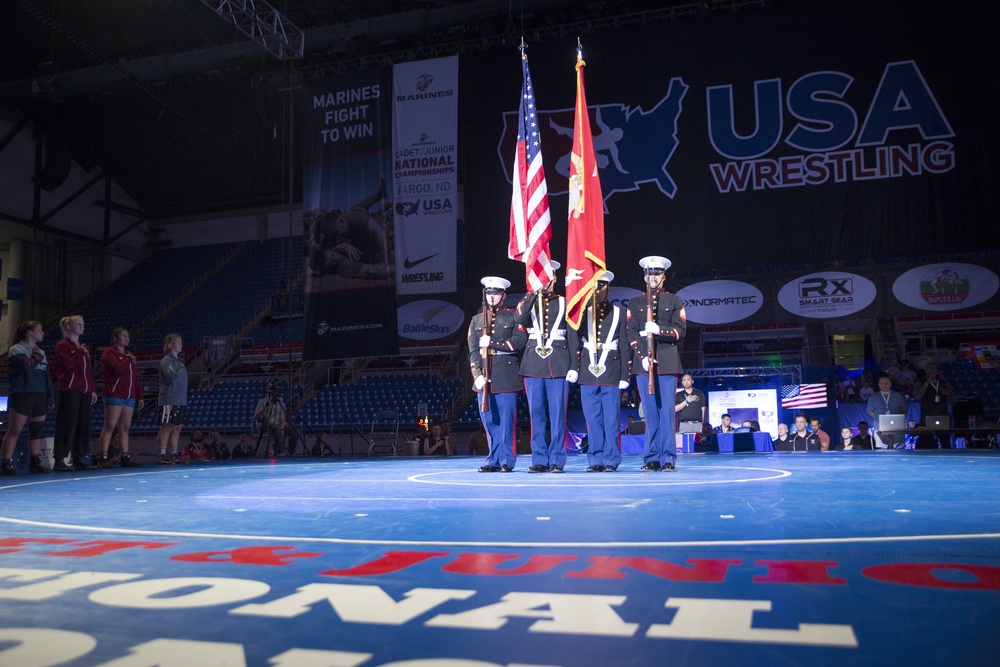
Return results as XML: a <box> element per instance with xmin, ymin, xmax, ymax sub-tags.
<box><xmin>404</xmin><ymin>253</ymin><xmax>440</xmax><ymax>269</ymax></box>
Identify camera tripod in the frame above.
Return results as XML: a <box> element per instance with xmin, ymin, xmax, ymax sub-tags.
<box><xmin>252</xmin><ymin>392</ymin><xmax>304</xmax><ymax>458</ymax></box>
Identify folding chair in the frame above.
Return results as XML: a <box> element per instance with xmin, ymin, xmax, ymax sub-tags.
<box><xmin>368</xmin><ymin>409</ymin><xmax>400</xmax><ymax>456</ymax></box>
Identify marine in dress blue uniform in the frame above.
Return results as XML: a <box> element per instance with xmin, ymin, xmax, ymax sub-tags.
<box><xmin>567</xmin><ymin>271</ymin><xmax>631</xmax><ymax>472</ymax></box>
<box><xmin>515</xmin><ymin>262</ymin><xmax>578</xmax><ymax>473</ymax></box>
<box><xmin>468</xmin><ymin>277</ymin><xmax>527</xmax><ymax>472</ymax></box>
<box><xmin>627</xmin><ymin>256</ymin><xmax>687</xmax><ymax>471</ymax></box>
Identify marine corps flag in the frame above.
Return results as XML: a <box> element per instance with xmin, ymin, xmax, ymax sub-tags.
<box><xmin>565</xmin><ymin>42</ymin><xmax>606</xmax><ymax>330</ymax></box>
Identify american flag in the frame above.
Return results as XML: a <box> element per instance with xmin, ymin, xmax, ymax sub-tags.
<box><xmin>508</xmin><ymin>50</ymin><xmax>553</xmax><ymax>294</ymax></box>
<box><xmin>565</xmin><ymin>43</ymin><xmax>607</xmax><ymax>330</ymax></box>
<box><xmin>781</xmin><ymin>384</ymin><xmax>828</xmax><ymax>409</ymax></box>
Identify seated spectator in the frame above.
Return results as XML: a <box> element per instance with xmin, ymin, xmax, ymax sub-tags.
<box><xmin>808</xmin><ymin>416</ymin><xmax>831</xmax><ymax>451</ymax></box>
<box><xmin>772</xmin><ymin>423</ymin><xmax>790</xmax><ymax>449</ymax></box>
<box><xmin>423</xmin><ymin>423</ymin><xmax>453</xmax><ymax>456</ymax></box>
<box><xmin>623</xmin><ymin>415</ymin><xmax>638</xmax><ymax>434</ymax></box>
<box><xmin>231</xmin><ymin>433</ymin><xmax>253</xmax><ymax>459</ymax></box>
<box><xmin>206</xmin><ymin>429</ymin><xmax>230</xmax><ymax>460</ymax></box>
<box><xmin>896</xmin><ymin>360</ymin><xmax>917</xmax><ymax>394</ymax></box>
<box><xmin>714</xmin><ymin>414</ymin><xmax>735</xmax><ymax>434</ymax></box>
<box><xmin>182</xmin><ymin>429</ymin><xmax>216</xmax><ymax>462</ymax></box>
<box><xmin>844</xmin><ymin>377</ymin><xmax>857</xmax><ymax>402</ymax></box>
<box><xmin>740</xmin><ymin>420</ymin><xmax>757</xmax><ymax>431</ymax></box>
<box><xmin>850</xmin><ymin>421</ymin><xmax>875</xmax><ymax>450</ymax></box>
<box><xmin>468</xmin><ymin>425</ymin><xmax>489</xmax><ymax>456</ymax></box>
<box><xmin>836</xmin><ymin>427</ymin><xmax>855</xmax><ymax>450</ymax></box>
<box><xmin>311</xmin><ymin>432</ymin><xmax>335</xmax><ymax>456</ymax></box>
<box><xmin>858</xmin><ymin>378</ymin><xmax>873</xmax><ymax>403</ymax></box>
<box><xmin>783</xmin><ymin>415</ymin><xmax>820</xmax><ymax>451</ymax></box>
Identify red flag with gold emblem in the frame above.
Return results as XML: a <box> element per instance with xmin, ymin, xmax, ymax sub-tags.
<box><xmin>565</xmin><ymin>44</ymin><xmax>606</xmax><ymax>330</ymax></box>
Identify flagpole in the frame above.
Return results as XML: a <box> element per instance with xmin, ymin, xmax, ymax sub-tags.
<box><xmin>588</xmin><ymin>290</ymin><xmax>597</xmax><ymax>369</ymax></box>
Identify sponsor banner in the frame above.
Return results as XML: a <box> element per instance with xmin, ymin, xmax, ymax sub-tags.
<box><xmin>891</xmin><ymin>262</ymin><xmax>1000</xmax><ymax>312</ymax></box>
<box><xmin>461</xmin><ymin>0</ymin><xmax>998</xmax><ymax>283</ymax></box>
<box><xmin>608</xmin><ymin>285</ymin><xmax>643</xmax><ymax>313</ymax></box>
<box><xmin>301</xmin><ymin>67</ymin><xmax>399</xmax><ymax>360</ymax></box>
<box><xmin>392</xmin><ymin>56</ymin><xmax>459</xmax><ymax>294</ymax></box>
<box><xmin>679</xmin><ymin>280</ymin><xmax>764</xmax><ymax>324</ymax></box>
<box><xmin>397</xmin><ymin>298</ymin><xmax>468</xmax><ymax>342</ymax></box>
<box><xmin>776</xmin><ymin>271</ymin><xmax>878</xmax><ymax>320</ymax></box>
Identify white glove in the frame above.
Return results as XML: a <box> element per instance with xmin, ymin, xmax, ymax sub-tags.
<box><xmin>643</xmin><ymin>321</ymin><xmax>660</xmax><ymax>336</ymax></box>
<box><xmin>618</xmin><ymin>380</ymin><xmax>630</xmax><ymax>390</ymax></box>
<box><xmin>474</xmin><ymin>376</ymin><xmax>487</xmax><ymax>391</ymax></box>
<box><xmin>642</xmin><ymin>357</ymin><xmax>651</xmax><ymax>372</ymax></box>
<box><xmin>479</xmin><ymin>334</ymin><xmax>491</xmax><ymax>348</ymax></box>
<box><xmin>565</xmin><ymin>370</ymin><xmax>578</xmax><ymax>383</ymax></box>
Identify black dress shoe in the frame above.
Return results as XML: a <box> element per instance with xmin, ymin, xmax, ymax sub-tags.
<box><xmin>478</xmin><ymin>465</ymin><xmax>500</xmax><ymax>473</ymax></box>
<box><xmin>526</xmin><ymin>464</ymin><xmax>550</xmax><ymax>473</ymax></box>
<box><xmin>54</xmin><ymin>462</ymin><xmax>75</xmax><ymax>472</ymax></box>
<box><xmin>640</xmin><ymin>462</ymin><xmax>661</xmax><ymax>471</ymax></box>
<box><xmin>549</xmin><ymin>464</ymin><xmax>564</xmax><ymax>473</ymax></box>
<box><xmin>586</xmin><ymin>465</ymin><xmax>605</xmax><ymax>472</ymax></box>
<box><xmin>662</xmin><ymin>462</ymin><xmax>676</xmax><ymax>472</ymax></box>
<box><xmin>602</xmin><ymin>465</ymin><xmax>618</xmax><ymax>472</ymax></box>
<box><xmin>500</xmin><ymin>464</ymin><xmax>514</xmax><ymax>472</ymax></box>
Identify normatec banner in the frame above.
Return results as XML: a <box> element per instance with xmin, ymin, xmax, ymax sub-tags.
<box><xmin>392</xmin><ymin>56</ymin><xmax>459</xmax><ymax>295</ymax></box>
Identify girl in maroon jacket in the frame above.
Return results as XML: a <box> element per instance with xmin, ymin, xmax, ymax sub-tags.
<box><xmin>98</xmin><ymin>327</ymin><xmax>144</xmax><ymax>467</ymax></box>
<box><xmin>52</xmin><ymin>315</ymin><xmax>97</xmax><ymax>471</ymax></box>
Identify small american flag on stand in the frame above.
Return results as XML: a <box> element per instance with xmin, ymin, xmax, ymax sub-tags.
<box><xmin>508</xmin><ymin>47</ymin><xmax>553</xmax><ymax>293</ymax></box>
<box><xmin>781</xmin><ymin>384</ymin><xmax>828</xmax><ymax>410</ymax></box>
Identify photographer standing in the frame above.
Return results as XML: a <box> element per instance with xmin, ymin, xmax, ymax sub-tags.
<box><xmin>253</xmin><ymin>381</ymin><xmax>286</xmax><ymax>456</ymax></box>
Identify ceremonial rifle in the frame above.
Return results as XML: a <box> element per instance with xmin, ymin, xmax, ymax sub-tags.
<box><xmin>645</xmin><ymin>278</ymin><xmax>656</xmax><ymax>394</ymax></box>
<box><xmin>479</xmin><ymin>295</ymin><xmax>493</xmax><ymax>413</ymax></box>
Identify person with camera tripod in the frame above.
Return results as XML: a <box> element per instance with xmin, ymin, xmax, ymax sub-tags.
<box><xmin>254</xmin><ymin>381</ymin><xmax>288</xmax><ymax>457</ymax></box>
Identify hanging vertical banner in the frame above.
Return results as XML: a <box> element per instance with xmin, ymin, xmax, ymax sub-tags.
<box><xmin>392</xmin><ymin>55</ymin><xmax>459</xmax><ymax>295</ymax></box>
<box><xmin>301</xmin><ymin>67</ymin><xmax>399</xmax><ymax>361</ymax></box>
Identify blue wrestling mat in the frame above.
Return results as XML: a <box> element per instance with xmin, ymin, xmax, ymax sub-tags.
<box><xmin>1</xmin><ymin>451</ymin><xmax>998</xmax><ymax>666</ymax></box>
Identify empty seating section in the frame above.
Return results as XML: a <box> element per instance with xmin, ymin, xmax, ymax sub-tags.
<box><xmin>135</xmin><ymin>238</ymin><xmax>297</xmax><ymax>349</ymax></box>
<box><xmin>297</xmin><ymin>374</ymin><xmax>464</xmax><ymax>432</ymax></box>
<box><xmin>702</xmin><ymin>323</ymin><xmax>806</xmax><ymax>365</ymax></box>
<box><xmin>936</xmin><ymin>362</ymin><xmax>1000</xmax><ymax>418</ymax></box>
<box><xmin>77</xmin><ymin>244</ymin><xmax>233</xmax><ymax>341</ymax></box>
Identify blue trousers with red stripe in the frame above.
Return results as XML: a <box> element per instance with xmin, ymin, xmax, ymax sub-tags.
<box><xmin>637</xmin><ymin>373</ymin><xmax>678</xmax><ymax>466</ymax></box>
<box><xmin>523</xmin><ymin>376</ymin><xmax>568</xmax><ymax>468</ymax></box>
<box><xmin>580</xmin><ymin>384</ymin><xmax>622</xmax><ymax>469</ymax></box>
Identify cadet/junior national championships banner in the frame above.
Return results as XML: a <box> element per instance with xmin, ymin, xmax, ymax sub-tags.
<box><xmin>392</xmin><ymin>56</ymin><xmax>459</xmax><ymax>295</ymax></box>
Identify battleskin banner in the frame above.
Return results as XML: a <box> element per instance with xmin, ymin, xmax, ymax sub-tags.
<box><xmin>460</xmin><ymin>0</ymin><xmax>999</xmax><ymax>287</ymax></box>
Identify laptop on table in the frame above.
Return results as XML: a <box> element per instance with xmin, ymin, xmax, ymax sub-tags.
<box><xmin>925</xmin><ymin>416</ymin><xmax>951</xmax><ymax>429</ymax></box>
<box><xmin>878</xmin><ymin>414</ymin><xmax>907</xmax><ymax>432</ymax></box>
